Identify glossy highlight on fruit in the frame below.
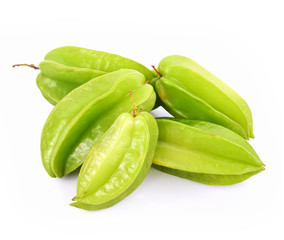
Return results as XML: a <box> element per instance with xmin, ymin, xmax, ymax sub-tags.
<box><xmin>151</xmin><ymin>55</ymin><xmax>254</xmax><ymax>139</ymax></box>
<box><xmin>71</xmin><ymin>112</ymin><xmax>158</xmax><ymax>211</ymax></box>
<box><xmin>152</xmin><ymin>118</ymin><xmax>264</xmax><ymax>185</ymax></box>
<box><xmin>37</xmin><ymin>46</ymin><xmax>154</xmax><ymax>105</ymax></box>
<box><xmin>41</xmin><ymin>69</ymin><xmax>156</xmax><ymax>178</ymax></box>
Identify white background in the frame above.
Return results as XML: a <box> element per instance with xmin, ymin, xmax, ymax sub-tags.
<box><xmin>1</xmin><ymin>0</ymin><xmax>283</xmax><ymax>239</ymax></box>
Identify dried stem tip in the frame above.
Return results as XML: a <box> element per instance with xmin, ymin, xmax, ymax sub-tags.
<box><xmin>12</xmin><ymin>63</ymin><xmax>39</xmax><ymax>70</ymax></box>
<box><xmin>129</xmin><ymin>90</ymin><xmax>139</xmax><ymax>117</ymax></box>
<box><xmin>151</xmin><ymin>65</ymin><xmax>162</xmax><ymax>77</ymax></box>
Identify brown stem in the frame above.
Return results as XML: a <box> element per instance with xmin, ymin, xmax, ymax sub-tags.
<box><xmin>12</xmin><ymin>63</ymin><xmax>39</xmax><ymax>70</ymax></box>
<box><xmin>151</xmin><ymin>65</ymin><xmax>162</xmax><ymax>77</ymax></box>
<box><xmin>129</xmin><ymin>90</ymin><xmax>139</xmax><ymax>117</ymax></box>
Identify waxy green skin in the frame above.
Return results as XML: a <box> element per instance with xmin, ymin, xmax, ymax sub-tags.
<box><xmin>151</xmin><ymin>55</ymin><xmax>254</xmax><ymax>139</ymax></box>
<box><xmin>37</xmin><ymin>46</ymin><xmax>154</xmax><ymax>105</ymax></box>
<box><xmin>41</xmin><ymin>69</ymin><xmax>156</xmax><ymax>178</ymax></box>
<box><xmin>71</xmin><ymin>112</ymin><xmax>158</xmax><ymax>211</ymax></box>
<box><xmin>153</xmin><ymin>118</ymin><xmax>264</xmax><ymax>185</ymax></box>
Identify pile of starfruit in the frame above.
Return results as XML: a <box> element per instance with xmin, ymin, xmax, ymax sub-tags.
<box><xmin>15</xmin><ymin>46</ymin><xmax>264</xmax><ymax>211</ymax></box>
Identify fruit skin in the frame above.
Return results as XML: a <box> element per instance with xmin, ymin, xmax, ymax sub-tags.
<box><xmin>152</xmin><ymin>55</ymin><xmax>254</xmax><ymax>139</ymax></box>
<box><xmin>41</xmin><ymin>69</ymin><xmax>156</xmax><ymax>178</ymax></box>
<box><xmin>37</xmin><ymin>46</ymin><xmax>154</xmax><ymax>105</ymax></box>
<box><xmin>71</xmin><ymin>112</ymin><xmax>158</xmax><ymax>211</ymax></box>
<box><xmin>152</xmin><ymin>118</ymin><xmax>264</xmax><ymax>185</ymax></box>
